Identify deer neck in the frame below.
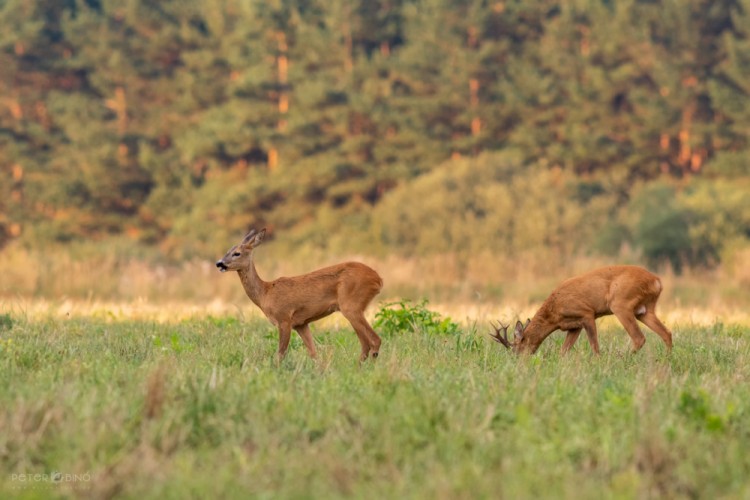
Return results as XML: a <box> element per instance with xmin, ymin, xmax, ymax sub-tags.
<box><xmin>524</xmin><ymin>309</ymin><xmax>558</xmax><ymax>353</ymax></box>
<box><xmin>237</xmin><ymin>258</ymin><xmax>267</xmax><ymax>308</ymax></box>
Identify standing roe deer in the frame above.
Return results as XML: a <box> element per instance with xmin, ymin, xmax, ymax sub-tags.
<box><xmin>490</xmin><ymin>265</ymin><xmax>673</xmax><ymax>355</ymax></box>
<box><xmin>215</xmin><ymin>228</ymin><xmax>383</xmax><ymax>362</ymax></box>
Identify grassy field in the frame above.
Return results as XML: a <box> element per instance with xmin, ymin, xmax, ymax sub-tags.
<box><xmin>1</xmin><ymin>308</ymin><xmax>749</xmax><ymax>499</ymax></box>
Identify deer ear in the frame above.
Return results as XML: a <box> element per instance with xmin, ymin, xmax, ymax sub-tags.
<box><xmin>514</xmin><ymin>320</ymin><xmax>525</xmax><ymax>340</ymax></box>
<box><xmin>242</xmin><ymin>228</ymin><xmax>266</xmax><ymax>248</ymax></box>
<box><xmin>525</xmin><ymin>318</ymin><xmax>531</xmax><ymax>329</ymax></box>
<box><xmin>254</xmin><ymin>228</ymin><xmax>266</xmax><ymax>244</ymax></box>
<box><xmin>240</xmin><ymin>229</ymin><xmax>257</xmax><ymax>246</ymax></box>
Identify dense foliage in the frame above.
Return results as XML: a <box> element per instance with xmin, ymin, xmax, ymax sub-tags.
<box><xmin>374</xmin><ymin>299</ymin><xmax>461</xmax><ymax>337</ymax></box>
<box><xmin>1</xmin><ymin>0</ymin><xmax>749</xmax><ymax>266</ymax></box>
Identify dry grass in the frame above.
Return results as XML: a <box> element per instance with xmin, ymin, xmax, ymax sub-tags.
<box><xmin>3</xmin><ymin>295</ymin><xmax>749</xmax><ymax>338</ymax></box>
<box><xmin>3</xmin><ymin>242</ymin><xmax>750</xmax><ymax>328</ymax></box>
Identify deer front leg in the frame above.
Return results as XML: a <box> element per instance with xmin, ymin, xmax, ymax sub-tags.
<box><xmin>582</xmin><ymin>318</ymin><xmax>601</xmax><ymax>355</ymax></box>
<box><xmin>561</xmin><ymin>328</ymin><xmax>582</xmax><ymax>354</ymax></box>
<box><xmin>294</xmin><ymin>324</ymin><xmax>317</xmax><ymax>358</ymax></box>
<box><xmin>277</xmin><ymin>323</ymin><xmax>292</xmax><ymax>362</ymax></box>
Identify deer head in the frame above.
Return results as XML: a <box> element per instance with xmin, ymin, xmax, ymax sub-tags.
<box><xmin>215</xmin><ymin>228</ymin><xmax>266</xmax><ymax>272</ymax></box>
<box><xmin>490</xmin><ymin>319</ymin><xmax>530</xmax><ymax>353</ymax></box>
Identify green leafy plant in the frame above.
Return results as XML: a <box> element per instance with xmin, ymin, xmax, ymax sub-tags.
<box><xmin>678</xmin><ymin>390</ymin><xmax>726</xmax><ymax>432</ymax></box>
<box><xmin>374</xmin><ymin>299</ymin><xmax>461</xmax><ymax>337</ymax></box>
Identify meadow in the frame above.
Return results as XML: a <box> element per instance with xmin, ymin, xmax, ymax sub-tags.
<box><xmin>1</xmin><ymin>302</ymin><xmax>749</xmax><ymax>499</ymax></box>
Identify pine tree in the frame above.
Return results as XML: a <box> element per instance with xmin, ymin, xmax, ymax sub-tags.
<box><xmin>708</xmin><ymin>0</ymin><xmax>750</xmax><ymax>177</ymax></box>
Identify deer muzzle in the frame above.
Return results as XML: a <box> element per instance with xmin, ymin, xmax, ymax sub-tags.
<box><xmin>215</xmin><ymin>260</ymin><xmax>228</xmax><ymax>272</ymax></box>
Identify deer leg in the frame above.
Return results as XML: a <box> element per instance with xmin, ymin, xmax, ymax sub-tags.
<box><xmin>277</xmin><ymin>323</ymin><xmax>292</xmax><ymax>361</ymax></box>
<box><xmin>611</xmin><ymin>305</ymin><xmax>646</xmax><ymax>352</ymax></box>
<box><xmin>637</xmin><ymin>308</ymin><xmax>673</xmax><ymax>351</ymax></box>
<box><xmin>365</xmin><ymin>322</ymin><xmax>382</xmax><ymax>359</ymax></box>
<box><xmin>582</xmin><ymin>318</ymin><xmax>601</xmax><ymax>355</ymax></box>
<box><xmin>561</xmin><ymin>328</ymin><xmax>582</xmax><ymax>355</ymax></box>
<box><xmin>294</xmin><ymin>324</ymin><xmax>317</xmax><ymax>358</ymax></box>
<box><xmin>341</xmin><ymin>309</ymin><xmax>380</xmax><ymax>361</ymax></box>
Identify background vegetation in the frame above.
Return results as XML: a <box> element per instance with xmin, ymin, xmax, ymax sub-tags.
<box><xmin>3</xmin><ymin>3</ymin><xmax>750</xmax><ymax>497</ymax></box>
<box><xmin>2</xmin><ymin>0</ymin><xmax>750</xmax><ymax>283</ymax></box>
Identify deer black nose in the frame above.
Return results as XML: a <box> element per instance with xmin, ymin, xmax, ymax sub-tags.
<box><xmin>215</xmin><ymin>261</ymin><xmax>227</xmax><ymax>270</ymax></box>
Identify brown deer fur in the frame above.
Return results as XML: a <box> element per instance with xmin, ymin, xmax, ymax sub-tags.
<box><xmin>491</xmin><ymin>265</ymin><xmax>673</xmax><ymax>355</ymax></box>
<box><xmin>216</xmin><ymin>229</ymin><xmax>383</xmax><ymax>362</ymax></box>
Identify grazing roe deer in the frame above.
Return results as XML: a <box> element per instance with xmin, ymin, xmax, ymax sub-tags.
<box><xmin>215</xmin><ymin>229</ymin><xmax>383</xmax><ymax>362</ymax></box>
<box><xmin>490</xmin><ymin>265</ymin><xmax>673</xmax><ymax>355</ymax></box>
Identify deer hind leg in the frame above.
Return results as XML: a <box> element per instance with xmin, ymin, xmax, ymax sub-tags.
<box><xmin>338</xmin><ymin>282</ymin><xmax>382</xmax><ymax>360</ymax></box>
<box><xmin>582</xmin><ymin>318</ymin><xmax>601</xmax><ymax>355</ymax></box>
<box><xmin>340</xmin><ymin>308</ymin><xmax>381</xmax><ymax>361</ymax></box>
<box><xmin>294</xmin><ymin>324</ymin><xmax>317</xmax><ymax>358</ymax></box>
<box><xmin>365</xmin><ymin>316</ymin><xmax>382</xmax><ymax>358</ymax></box>
<box><xmin>637</xmin><ymin>305</ymin><xmax>673</xmax><ymax>351</ymax></box>
<box><xmin>561</xmin><ymin>328</ymin><xmax>582</xmax><ymax>355</ymax></box>
<box><xmin>611</xmin><ymin>304</ymin><xmax>646</xmax><ymax>352</ymax></box>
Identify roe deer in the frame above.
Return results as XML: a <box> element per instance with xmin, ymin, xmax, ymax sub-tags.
<box><xmin>490</xmin><ymin>265</ymin><xmax>673</xmax><ymax>355</ymax></box>
<box><xmin>215</xmin><ymin>229</ymin><xmax>383</xmax><ymax>362</ymax></box>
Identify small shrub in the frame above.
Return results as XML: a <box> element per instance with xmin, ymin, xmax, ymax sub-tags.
<box><xmin>374</xmin><ymin>299</ymin><xmax>461</xmax><ymax>337</ymax></box>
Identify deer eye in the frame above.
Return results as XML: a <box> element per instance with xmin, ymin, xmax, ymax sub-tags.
<box><xmin>232</xmin><ymin>252</ymin><xmax>241</xmax><ymax>257</ymax></box>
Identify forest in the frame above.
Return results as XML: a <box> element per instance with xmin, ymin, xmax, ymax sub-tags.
<box><xmin>1</xmin><ymin>0</ymin><xmax>750</xmax><ymax>274</ymax></box>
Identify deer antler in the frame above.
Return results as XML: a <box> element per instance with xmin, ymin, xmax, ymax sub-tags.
<box><xmin>490</xmin><ymin>321</ymin><xmax>512</xmax><ymax>349</ymax></box>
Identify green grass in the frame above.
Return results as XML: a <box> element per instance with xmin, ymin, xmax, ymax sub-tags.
<box><xmin>1</xmin><ymin>314</ymin><xmax>749</xmax><ymax>499</ymax></box>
